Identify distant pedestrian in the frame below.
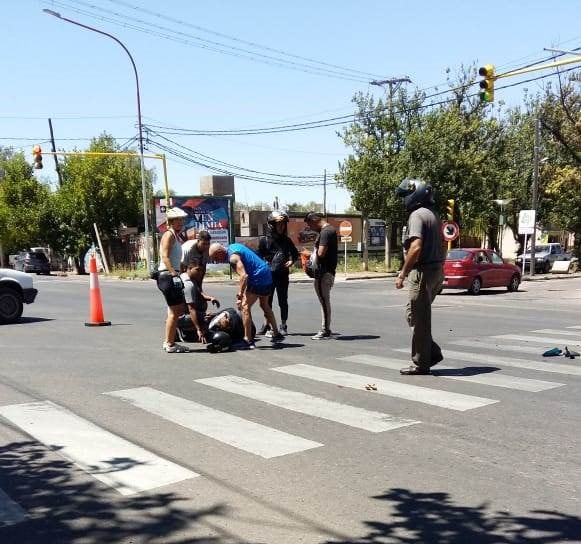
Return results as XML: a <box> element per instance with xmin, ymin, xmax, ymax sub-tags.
<box><xmin>209</xmin><ymin>242</ymin><xmax>283</xmax><ymax>349</ymax></box>
<box><xmin>304</xmin><ymin>212</ymin><xmax>338</xmax><ymax>340</ymax></box>
<box><xmin>156</xmin><ymin>207</ymin><xmax>190</xmax><ymax>353</ymax></box>
<box><xmin>395</xmin><ymin>179</ymin><xmax>445</xmax><ymax>375</ymax></box>
<box><xmin>257</xmin><ymin>211</ymin><xmax>299</xmax><ymax>336</ymax></box>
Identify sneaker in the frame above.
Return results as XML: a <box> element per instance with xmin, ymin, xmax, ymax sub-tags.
<box><xmin>265</xmin><ymin>329</ymin><xmax>273</xmax><ymax>338</ymax></box>
<box><xmin>257</xmin><ymin>324</ymin><xmax>270</xmax><ymax>336</ymax></box>
<box><xmin>311</xmin><ymin>330</ymin><xmax>332</xmax><ymax>340</ymax></box>
<box><xmin>162</xmin><ymin>342</ymin><xmax>190</xmax><ymax>353</ymax></box>
<box><xmin>240</xmin><ymin>340</ymin><xmax>256</xmax><ymax>350</ymax></box>
<box><xmin>278</xmin><ymin>323</ymin><xmax>288</xmax><ymax>336</ymax></box>
<box><xmin>400</xmin><ymin>365</ymin><xmax>431</xmax><ymax>375</ymax></box>
<box><xmin>270</xmin><ymin>332</ymin><xmax>284</xmax><ymax>344</ymax></box>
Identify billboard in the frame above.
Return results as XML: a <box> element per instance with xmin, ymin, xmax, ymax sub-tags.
<box><xmin>154</xmin><ymin>196</ymin><xmax>232</xmax><ymax>245</ymax></box>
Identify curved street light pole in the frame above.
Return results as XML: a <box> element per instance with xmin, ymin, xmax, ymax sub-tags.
<box><xmin>43</xmin><ymin>9</ymin><xmax>152</xmax><ymax>271</ymax></box>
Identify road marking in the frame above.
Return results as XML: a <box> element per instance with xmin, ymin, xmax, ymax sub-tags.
<box><xmin>567</xmin><ymin>325</ymin><xmax>581</xmax><ymax>329</ymax></box>
<box><xmin>394</xmin><ymin>349</ymin><xmax>581</xmax><ymax>376</ymax></box>
<box><xmin>531</xmin><ymin>329</ymin><xmax>581</xmax><ymax>337</ymax></box>
<box><xmin>196</xmin><ymin>375</ymin><xmax>419</xmax><ymax>433</ymax></box>
<box><xmin>273</xmin><ymin>365</ymin><xmax>497</xmax><ymax>411</ymax></box>
<box><xmin>106</xmin><ymin>387</ymin><xmax>322</xmax><ymax>458</ymax></box>
<box><xmin>0</xmin><ymin>401</ymin><xmax>197</xmax><ymax>496</ymax></box>
<box><xmin>0</xmin><ymin>488</ymin><xmax>26</xmax><ymax>527</ymax></box>
<box><xmin>493</xmin><ymin>334</ymin><xmax>581</xmax><ymax>346</ymax></box>
<box><xmin>339</xmin><ymin>355</ymin><xmax>564</xmax><ymax>392</ymax></box>
<box><xmin>449</xmin><ymin>339</ymin><xmax>541</xmax><ymax>355</ymax></box>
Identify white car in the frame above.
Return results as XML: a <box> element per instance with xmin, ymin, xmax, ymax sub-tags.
<box><xmin>0</xmin><ymin>268</ymin><xmax>38</xmax><ymax>323</ymax></box>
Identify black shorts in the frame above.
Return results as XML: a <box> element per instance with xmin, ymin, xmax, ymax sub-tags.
<box><xmin>247</xmin><ymin>283</ymin><xmax>272</xmax><ymax>297</ymax></box>
<box><xmin>157</xmin><ymin>273</ymin><xmax>185</xmax><ymax>307</ymax></box>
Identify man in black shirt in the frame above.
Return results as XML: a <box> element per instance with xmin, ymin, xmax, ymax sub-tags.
<box><xmin>304</xmin><ymin>212</ymin><xmax>338</xmax><ymax>339</ymax></box>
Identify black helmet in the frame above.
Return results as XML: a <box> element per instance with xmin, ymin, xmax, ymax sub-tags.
<box><xmin>207</xmin><ymin>331</ymin><xmax>232</xmax><ymax>353</ymax></box>
<box><xmin>267</xmin><ymin>211</ymin><xmax>289</xmax><ymax>224</ymax></box>
<box><xmin>395</xmin><ymin>178</ymin><xmax>434</xmax><ymax>211</ymax></box>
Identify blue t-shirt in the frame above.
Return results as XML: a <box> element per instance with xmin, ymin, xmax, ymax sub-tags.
<box><xmin>227</xmin><ymin>243</ymin><xmax>272</xmax><ymax>287</ymax></box>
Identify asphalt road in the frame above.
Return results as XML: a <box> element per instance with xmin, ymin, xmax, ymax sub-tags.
<box><xmin>1</xmin><ymin>275</ymin><xmax>580</xmax><ymax>543</ymax></box>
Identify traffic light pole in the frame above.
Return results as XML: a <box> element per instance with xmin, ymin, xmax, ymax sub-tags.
<box><xmin>530</xmin><ymin>118</ymin><xmax>540</xmax><ymax>277</ymax></box>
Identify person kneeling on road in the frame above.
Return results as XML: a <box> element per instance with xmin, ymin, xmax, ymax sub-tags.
<box><xmin>209</xmin><ymin>242</ymin><xmax>283</xmax><ymax>350</ymax></box>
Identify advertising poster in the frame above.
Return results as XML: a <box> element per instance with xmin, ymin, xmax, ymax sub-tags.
<box><xmin>154</xmin><ymin>196</ymin><xmax>232</xmax><ymax>245</ymax></box>
<box><xmin>368</xmin><ymin>219</ymin><xmax>386</xmax><ymax>247</ymax></box>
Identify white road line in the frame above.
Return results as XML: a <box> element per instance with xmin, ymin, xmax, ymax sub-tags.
<box><xmin>339</xmin><ymin>355</ymin><xmax>564</xmax><ymax>392</ymax></box>
<box><xmin>531</xmin><ymin>329</ymin><xmax>581</xmax><ymax>337</ymax></box>
<box><xmin>449</xmin><ymin>339</ymin><xmax>541</xmax><ymax>355</ymax></box>
<box><xmin>394</xmin><ymin>348</ymin><xmax>581</xmax><ymax>377</ymax></box>
<box><xmin>567</xmin><ymin>325</ymin><xmax>581</xmax><ymax>329</ymax></box>
<box><xmin>493</xmin><ymin>334</ymin><xmax>581</xmax><ymax>346</ymax></box>
<box><xmin>106</xmin><ymin>387</ymin><xmax>322</xmax><ymax>459</ymax></box>
<box><xmin>196</xmin><ymin>376</ymin><xmax>419</xmax><ymax>433</ymax></box>
<box><xmin>0</xmin><ymin>488</ymin><xmax>26</xmax><ymax>527</ymax></box>
<box><xmin>0</xmin><ymin>401</ymin><xmax>197</xmax><ymax>496</ymax></box>
<box><xmin>273</xmin><ymin>365</ymin><xmax>497</xmax><ymax>411</ymax></box>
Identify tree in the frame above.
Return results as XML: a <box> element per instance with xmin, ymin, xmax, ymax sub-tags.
<box><xmin>286</xmin><ymin>201</ymin><xmax>323</xmax><ymax>213</ymax></box>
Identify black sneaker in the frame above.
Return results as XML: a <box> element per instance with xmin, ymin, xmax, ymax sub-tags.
<box><xmin>270</xmin><ymin>332</ymin><xmax>284</xmax><ymax>344</ymax></box>
<box><xmin>400</xmin><ymin>365</ymin><xmax>431</xmax><ymax>375</ymax></box>
<box><xmin>311</xmin><ymin>330</ymin><xmax>332</xmax><ymax>340</ymax></box>
<box><xmin>240</xmin><ymin>340</ymin><xmax>256</xmax><ymax>350</ymax></box>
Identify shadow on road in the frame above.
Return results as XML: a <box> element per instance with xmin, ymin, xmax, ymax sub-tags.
<box><xmin>0</xmin><ymin>441</ymin><xmax>227</xmax><ymax>544</ymax></box>
<box><xmin>323</xmin><ymin>487</ymin><xmax>581</xmax><ymax>543</ymax></box>
<box><xmin>8</xmin><ymin>317</ymin><xmax>55</xmax><ymax>325</ymax></box>
<box><xmin>335</xmin><ymin>335</ymin><xmax>381</xmax><ymax>341</ymax></box>
<box><xmin>433</xmin><ymin>366</ymin><xmax>500</xmax><ymax>376</ymax></box>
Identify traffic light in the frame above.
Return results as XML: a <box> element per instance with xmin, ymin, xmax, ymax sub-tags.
<box><xmin>478</xmin><ymin>64</ymin><xmax>495</xmax><ymax>102</ymax></box>
<box><xmin>446</xmin><ymin>199</ymin><xmax>455</xmax><ymax>221</ymax></box>
<box><xmin>32</xmin><ymin>144</ymin><xmax>43</xmax><ymax>170</ymax></box>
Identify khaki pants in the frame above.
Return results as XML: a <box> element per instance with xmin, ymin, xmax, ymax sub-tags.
<box><xmin>405</xmin><ymin>264</ymin><xmax>444</xmax><ymax>368</ymax></box>
<box><xmin>314</xmin><ymin>272</ymin><xmax>334</xmax><ymax>332</ymax></box>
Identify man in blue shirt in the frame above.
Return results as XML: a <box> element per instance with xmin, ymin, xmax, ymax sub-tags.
<box><xmin>209</xmin><ymin>242</ymin><xmax>283</xmax><ymax>349</ymax></box>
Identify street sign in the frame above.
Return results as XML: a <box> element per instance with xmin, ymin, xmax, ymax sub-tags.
<box><xmin>339</xmin><ymin>220</ymin><xmax>353</xmax><ymax>237</ymax></box>
<box><xmin>518</xmin><ymin>209</ymin><xmax>536</xmax><ymax>235</ymax></box>
<box><xmin>442</xmin><ymin>221</ymin><xmax>460</xmax><ymax>242</ymax></box>
<box><xmin>340</xmin><ymin>236</ymin><xmax>352</xmax><ymax>243</ymax></box>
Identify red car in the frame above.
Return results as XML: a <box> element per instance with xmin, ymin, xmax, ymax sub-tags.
<box><xmin>442</xmin><ymin>248</ymin><xmax>521</xmax><ymax>295</ymax></box>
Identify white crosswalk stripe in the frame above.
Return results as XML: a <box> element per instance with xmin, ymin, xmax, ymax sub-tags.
<box><xmin>273</xmin><ymin>364</ymin><xmax>498</xmax><ymax>411</ymax></box>
<box><xmin>567</xmin><ymin>325</ymin><xmax>581</xmax><ymax>329</ymax></box>
<box><xmin>195</xmin><ymin>375</ymin><xmax>419</xmax><ymax>433</ymax></box>
<box><xmin>339</xmin><ymin>355</ymin><xmax>564</xmax><ymax>392</ymax></box>
<box><xmin>0</xmin><ymin>488</ymin><xmax>26</xmax><ymax>527</ymax></box>
<box><xmin>532</xmin><ymin>329</ymin><xmax>581</xmax><ymax>337</ymax></box>
<box><xmin>493</xmin><ymin>334</ymin><xmax>581</xmax><ymax>345</ymax></box>
<box><xmin>0</xmin><ymin>401</ymin><xmax>197</xmax><ymax>496</ymax></box>
<box><xmin>450</xmin><ymin>339</ymin><xmax>541</xmax><ymax>355</ymax></box>
<box><xmin>394</xmin><ymin>348</ymin><xmax>581</xmax><ymax>376</ymax></box>
<box><xmin>106</xmin><ymin>387</ymin><xmax>322</xmax><ymax>458</ymax></box>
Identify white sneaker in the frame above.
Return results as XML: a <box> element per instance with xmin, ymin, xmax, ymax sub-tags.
<box><xmin>265</xmin><ymin>329</ymin><xmax>273</xmax><ymax>338</ymax></box>
<box><xmin>279</xmin><ymin>323</ymin><xmax>288</xmax><ymax>336</ymax></box>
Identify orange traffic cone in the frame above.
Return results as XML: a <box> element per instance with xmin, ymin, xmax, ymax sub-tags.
<box><xmin>85</xmin><ymin>255</ymin><xmax>111</xmax><ymax>327</ymax></box>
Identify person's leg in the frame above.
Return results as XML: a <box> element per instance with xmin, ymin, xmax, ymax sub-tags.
<box><xmin>277</xmin><ymin>272</ymin><xmax>289</xmax><ymax>324</ymax></box>
<box><xmin>165</xmin><ymin>303</ymin><xmax>185</xmax><ymax>346</ymax></box>
<box><xmin>241</xmin><ymin>292</ymin><xmax>258</xmax><ymax>342</ymax></box>
<box><xmin>319</xmin><ymin>272</ymin><xmax>334</xmax><ymax>332</ymax></box>
<box><xmin>258</xmin><ymin>294</ymin><xmax>278</xmax><ymax>332</ymax></box>
<box><xmin>410</xmin><ymin>269</ymin><xmax>434</xmax><ymax>368</ymax></box>
<box><xmin>258</xmin><ymin>283</ymin><xmax>276</xmax><ymax>335</ymax></box>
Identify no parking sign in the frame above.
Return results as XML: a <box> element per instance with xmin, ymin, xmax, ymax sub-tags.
<box><xmin>442</xmin><ymin>221</ymin><xmax>460</xmax><ymax>242</ymax></box>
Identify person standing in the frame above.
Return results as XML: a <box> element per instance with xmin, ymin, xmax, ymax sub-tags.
<box><xmin>157</xmin><ymin>207</ymin><xmax>190</xmax><ymax>353</ymax></box>
<box><xmin>257</xmin><ymin>211</ymin><xmax>299</xmax><ymax>336</ymax></box>
<box><xmin>395</xmin><ymin>179</ymin><xmax>445</xmax><ymax>375</ymax></box>
<box><xmin>304</xmin><ymin>212</ymin><xmax>338</xmax><ymax>340</ymax></box>
<box><xmin>209</xmin><ymin>242</ymin><xmax>284</xmax><ymax>349</ymax></box>
<box><xmin>182</xmin><ymin>230</ymin><xmax>211</xmax><ymax>280</ymax></box>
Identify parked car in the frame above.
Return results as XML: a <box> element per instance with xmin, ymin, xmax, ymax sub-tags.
<box><xmin>515</xmin><ymin>243</ymin><xmax>571</xmax><ymax>274</ymax></box>
<box><xmin>0</xmin><ymin>268</ymin><xmax>38</xmax><ymax>323</ymax></box>
<box><xmin>14</xmin><ymin>250</ymin><xmax>51</xmax><ymax>274</ymax></box>
<box><xmin>442</xmin><ymin>248</ymin><xmax>521</xmax><ymax>295</ymax></box>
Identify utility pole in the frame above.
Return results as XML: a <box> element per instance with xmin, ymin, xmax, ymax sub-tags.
<box><xmin>323</xmin><ymin>169</ymin><xmax>327</xmax><ymax>217</ymax></box>
<box><xmin>370</xmin><ymin>77</ymin><xmax>411</xmax><ymax>271</ymax></box>
<box><xmin>48</xmin><ymin>118</ymin><xmax>63</xmax><ymax>186</ymax></box>
<box><xmin>530</xmin><ymin>117</ymin><xmax>540</xmax><ymax>277</ymax></box>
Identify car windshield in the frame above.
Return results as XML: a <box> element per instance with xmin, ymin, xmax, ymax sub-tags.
<box><xmin>533</xmin><ymin>245</ymin><xmax>549</xmax><ymax>253</ymax></box>
<box><xmin>30</xmin><ymin>252</ymin><xmax>48</xmax><ymax>261</ymax></box>
<box><xmin>446</xmin><ymin>250</ymin><xmax>471</xmax><ymax>260</ymax></box>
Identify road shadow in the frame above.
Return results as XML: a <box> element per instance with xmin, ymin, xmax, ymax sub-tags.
<box><xmin>0</xmin><ymin>440</ymin><xmax>228</xmax><ymax>543</ymax></box>
<box><xmin>323</xmin><ymin>487</ymin><xmax>581</xmax><ymax>543</ymax></box>
<box><xmin>433</xmin><ymin>366</ymin><xmax>500</xmax><ymax>376</ymax></box>
<box><xmin>7</xmin><ymin>317</ymin><xmax>55</xmax><ymax>325</ymax></box>
<box><xmin>335</xmin><ymin>335</ymin><xmax>381</xmax><ymax>341</ymax></box>
<box><xmin>441</xmin><ymin>290</ymin><xmax>522</xmax><ymax>297</ymax></box>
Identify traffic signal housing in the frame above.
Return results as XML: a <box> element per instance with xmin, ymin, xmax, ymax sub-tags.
<box><xmin>32</xmin><ymin>144</ymin><xmax>43</xmax><ymax>170</ymax></box>
<box><xmin>446</xmin><ymin>199</ymin><xmax>455</xmax><ymax>221</ymax></box>
<box><xmin>478</xmin><ymin>64</ymin><xmax>495</xmax><ymax>102</ymax></box>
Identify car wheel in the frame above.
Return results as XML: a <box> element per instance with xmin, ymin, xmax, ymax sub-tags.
<box><xmin>507</xmin><ymin>274</ymin><xmax>520</xmax><ymax>292</ymax></box>
<box><xmin>468</xmin><ymin>277</ymin><xmax>481</xmax><ymax>296</ymax></box>
<box><xmin>542</xmin><ymin>261</ymin><xmax>551</xmax><ymax>274</ymax></box>
<box><xmin>0</xmin><ymin>288</ymin><xmax>23</xmax><ymax>324</ymax></box>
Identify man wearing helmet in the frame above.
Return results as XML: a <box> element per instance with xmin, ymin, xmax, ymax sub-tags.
<box><xmin>257</xmin><ymin>210</ymin><xmax>299</xmax><ymax>336</ymax></box>
<box><xmin>395</xmin><ymin>179</ymin><xmax>445</xmax><ymax>375</ymax></box>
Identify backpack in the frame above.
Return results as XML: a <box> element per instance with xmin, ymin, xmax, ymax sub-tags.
<box><xmin>304</xmin><ymin>247</ymin><xmax>320</xmax><ymax>279</ymax></box>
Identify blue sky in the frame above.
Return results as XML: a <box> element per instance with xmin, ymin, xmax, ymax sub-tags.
<box><xmin>3</xmin><ymin>0</ymin><xmax>580</xmax><ymax>212</ymax></box>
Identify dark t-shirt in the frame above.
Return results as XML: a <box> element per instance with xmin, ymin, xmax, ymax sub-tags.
<box><xmin>405</xmin><ymin>207</ymin><xmax>445</xmax><ymax>265</ymax></box>
<box><xmin>316</xmin><ymin>224</ymin><xmax>338</xmax><ymax>275</ymax></box>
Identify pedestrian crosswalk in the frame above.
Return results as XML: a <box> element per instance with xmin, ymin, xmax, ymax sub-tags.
<box><xmin>1</xmin><ymin>323</ymin><xmax>579</xmax><ymax>523</ymax></box>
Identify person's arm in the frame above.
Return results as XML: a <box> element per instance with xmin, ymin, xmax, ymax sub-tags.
<box><xmin>160</xmin><ymin>231</ymin><xmax>179</xmax><ymax>275</ymax></box>
<box><xmin>288</xmin><ymin>239</ymin><xmax>300</xmax><ymax>266</ymax></box>
<box><xmin>187</xmin><ymin>304</ymin><xmax>207</xmax><ymax>343</ymax></box>
<box><xmin>317</xmin><ymin>229</ymin><xmax>331</xmax><ymax>258</ymax></box>
<box><xmin>200</xmin><ymin>289</ymin><xmax>220</xmax><ymax>307</ymax></box>
<box><xmin>230</xmin><ymin>254</ymin><xmax>248</xmax><ymax>305</ymax></box>
<box><xmin>395</xmin><ymin>238</ymin><xmax>422</xmax><ymax>289</ymax></box>
<box><xmin>257</xmin><ymin>237</ymin><xmax>269</xmax><ymax>259</ymax></box>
